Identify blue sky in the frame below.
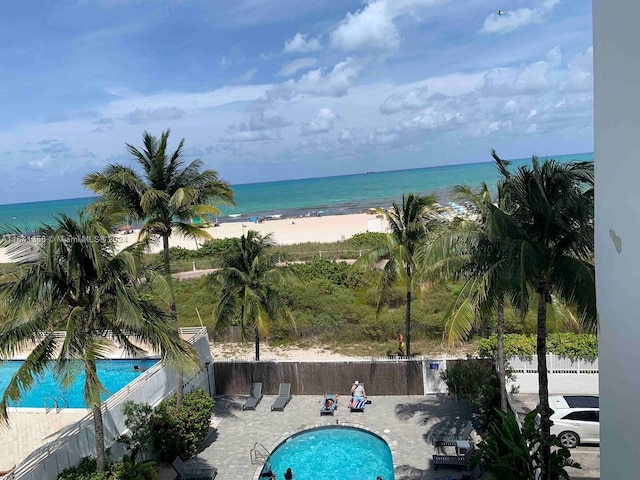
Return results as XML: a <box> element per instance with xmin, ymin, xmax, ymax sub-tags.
<box><xmin>0</xmin><ymin>0</ymin><xmax>593</xmax><ymax>203</ymax></box>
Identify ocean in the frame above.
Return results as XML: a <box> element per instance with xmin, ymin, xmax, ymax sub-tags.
<box><xmin>0</xmin><ymin>152</ymin><xmax>593</xmax><ymax>231</ymax></box>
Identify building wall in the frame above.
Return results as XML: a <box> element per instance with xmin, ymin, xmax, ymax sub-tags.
<box><xmin>593</xmin><ymin>2</ymin><xmax>640</xmax><ymax>478</ymax></box>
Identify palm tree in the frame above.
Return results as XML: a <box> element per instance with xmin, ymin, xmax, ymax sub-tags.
<box><xmin>0</xmin><ymin>214</ymin><xmax>198</xmax><ymax>472</ymax></box>
<box><xmin>428</xmin><ymin>183</ymin><xmax>520</xmax><ymax>411</ymax></box>
<box><xmin>356</xmin><ymin>193</ymin><xmax>441</xmax><ymax>357</ymax></box>
<box><xmin>487</xmin><ymin>151</ymin><xmax>596</xmax><ymax>480</ymax></box>
<box><xmin>83</xmin><ymin>129</ymin><xmax>234</xmax><ymax>403</ymax></box>
<box><xmin>210</xmin><ymin>230</ymin><xmax>293</xmax><ymax>361</ymax></box>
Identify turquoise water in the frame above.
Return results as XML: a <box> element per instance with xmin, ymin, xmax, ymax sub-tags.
<box><xmin>0</xmin><ymin>152</ymin><xmax>593</xmax><ymax>231</ymax></box>
<box><xmin>0</xmin><ymin>359</ymin><xmax>158</xmax><ymax>408</ymax></box>
<box><xmin>261</xmin><ymin>426</ymin><xmax>395</xmax><ymax>480</ymax></box>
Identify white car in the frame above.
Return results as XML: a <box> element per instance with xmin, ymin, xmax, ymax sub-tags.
<box><xmin>547</xmin><ymin>395</ymin><xmax>599</xmax><ymax>448</ymax></box>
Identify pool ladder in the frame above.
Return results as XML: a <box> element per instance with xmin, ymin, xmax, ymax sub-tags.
<box><xmin>250</xmin><ymin>442</ymin><xmax>269</xmax><ymax>465</ymax></box>
<box><xmin>43</xmin><ymin>395</ymin><xmax>69</xmax><ymax>413</ymax></box>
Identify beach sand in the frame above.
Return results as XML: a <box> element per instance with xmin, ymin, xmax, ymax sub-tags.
<box><xmin>0</xmin><ymin>213</ymin><xmax>387</xmax><ymax>263</ymax></box>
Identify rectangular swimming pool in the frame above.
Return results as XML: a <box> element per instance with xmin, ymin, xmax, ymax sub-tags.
<box><xmin>0</xmin><ymin>359</ymin><xmax>159</xmax><ymax>408</ymax></box>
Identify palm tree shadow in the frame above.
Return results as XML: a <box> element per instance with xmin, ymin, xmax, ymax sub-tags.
<box><xmin>394</xmin><ymin>395</ymin><xmax>480</xmax><ymax>448</ymax></box>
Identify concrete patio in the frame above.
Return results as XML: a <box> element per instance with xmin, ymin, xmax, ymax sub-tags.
<box><xmin>187</xmin><ymin>394</ymin><xmax>479</xmax><ymax>480</ymax></box>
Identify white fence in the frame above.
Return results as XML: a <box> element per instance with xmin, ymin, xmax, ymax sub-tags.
<box><xmin>508</xmin><ymin>355</ymin><xmax>599</xmax><ymax>374</ymax></box>
<box><xmin>3</xmin><ymin>327</ymin><xmax>213</xmax><ymax>480</ymax></box>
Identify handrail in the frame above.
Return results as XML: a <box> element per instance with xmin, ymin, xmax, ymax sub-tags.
<box><xmin>55</xmin><ymin>395</ymin><xmax>69</xmax><ymax>413</ymax></box>
<box><xmin>43</xmin><ymin>395</ymin><xmax>57</xmax><ymax>413</ymax></box>
<box><xmin>249</xmin><ymin>442</ymin><xmax>269</xmax><ymax>464</ymax></box>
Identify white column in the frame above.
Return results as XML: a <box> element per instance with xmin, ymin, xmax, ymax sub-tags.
<box><xmin>593</xmin><ymin>2</ymin><xmax>640</xmax><ymax>477</ymax></box>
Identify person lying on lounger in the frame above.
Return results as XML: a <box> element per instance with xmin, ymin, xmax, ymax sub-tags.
<box><xmin>350</xmin><ymin>381</ymin><xmax>366</xmax><ymax>407</ymax></box>
<box><xmin>323</xmin><ymin>393</ymin><xmax>339</xmax><ymax>409</ymax></box>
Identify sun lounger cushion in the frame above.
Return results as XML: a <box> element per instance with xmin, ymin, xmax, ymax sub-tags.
<box><xmin>350</xmin><ymin>398</ymin><xmax>366</xmax><ymax>411</ymax></box>
<box><xmin>320</xmin><ymin>395</ymin><xmax>338</xmax><ymax>415</ymax></box>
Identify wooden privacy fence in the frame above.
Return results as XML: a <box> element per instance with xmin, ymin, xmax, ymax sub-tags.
<box><xmin>213</xmin><ymin>359</ymin><xmax>429</xmax><ymax>396</ymax></box>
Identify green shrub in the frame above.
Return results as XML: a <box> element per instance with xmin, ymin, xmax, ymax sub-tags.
<box><xmin>440</xmin><ymin>358</ymin><xmax>502</xmax><ymax>429</ymax></box>
<box><xmin>150</xmin><ymin>389</ymin><xmax>215</xmax><ymax>462</ymax></box>
<box><xmin>346</xmin><ymin>232</ymin><xmax>388</xmax><ymax>250</ymax></box>
<box><xmin>477</xmin><ymin>333</ymin><xmax>598</xmax><ymax>359</ymax></box>
<box><xmin>117</xmin><ymin>401</ymin><xmax>154</xmax><ymax>462</ymax></box>
<box><xmin>57</xmin><ymin>457</ymin><xmax>111</xmax><ymax>480</ymax></box>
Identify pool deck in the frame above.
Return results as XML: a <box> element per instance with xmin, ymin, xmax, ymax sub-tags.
<box><xmin>187</xmin><ymin>394</ymin><xmax>479</xmax><ymax>480</ymax></box>
<box><xmin>1</xmin><ymin>394</ymin><xmax>479</xmax><ymax>479</ymax></box>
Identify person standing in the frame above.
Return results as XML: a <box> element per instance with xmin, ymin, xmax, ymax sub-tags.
<box><xmin>397</xmin><ymin>332</ymin><xmax>405</xmax><ymax>356</ymax></box>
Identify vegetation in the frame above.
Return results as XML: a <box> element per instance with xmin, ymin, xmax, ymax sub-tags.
<box><xmin>150</xmin><ymin>389</ymin><xmax>215</xmax><ymax>462</ymax></box>
<box><xmin>478</xmin><ymin>333</ymin><xmax>598</xmax><ymax>359</ymax></box>
<box><xmin>354</xmin><ymin>193</ymin><xmax>442</xmax><ymax>356</ymax></box>
<box><xmin>474</xmin><ymin>409</ymin><xmax>581</xmax><ymax>480</ymax></box>
<box><xmin>487</xmin><ymin>151</ymin><xmax>595</xmax><ymax>479</ymax></box>
<box><xmin>440</xmin><ymin>358</ymin><xmax>513</xmax><ymax>430</ymax></box>
<box><xmin>83</xmin><ymin>129</ymin><xmax>234</xmax><ymax>405</ymax></box>
<box><xmin>209</xmin><ymin>231</ymin><xmax>294</xmax><ymax>360</ymax></box>
<box><xmin>0</xmin><ymin>214</ymin><xmax>198</xmax><ymax>472</ymax></box>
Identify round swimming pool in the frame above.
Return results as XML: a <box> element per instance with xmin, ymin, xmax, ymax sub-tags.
<box><xmin>260</xmin><ymin>426</ymin><xmax>394</xmax><ymax>480</ymax></box>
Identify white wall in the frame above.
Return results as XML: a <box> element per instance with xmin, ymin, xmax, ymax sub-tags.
<box><xmin>593</xmin><ymin>2</ymin><xmax>640</xmax><ymax>478</ymax></box>
<box><xmin>510</xmin><ymin>374</ymin><xmax>598</xmax><ymax>395</ymax></box>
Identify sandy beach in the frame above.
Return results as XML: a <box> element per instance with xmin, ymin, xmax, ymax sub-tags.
<box><xmin>0</xmin><ymin>213</ymin><xmax>387</xmax><ymax>263</ymax></box>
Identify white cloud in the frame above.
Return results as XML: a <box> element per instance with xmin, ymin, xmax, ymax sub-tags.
<box><xmin>247</xmin><ymin>107</ymin><xmax>290</xmax><ymax>131</ymax></box>
<box><xmin>380</xmin><ymin>85</ymin><xmax>432</xmax><ymax>114</ymax></box>
<box><xmin>480</xmin><ymin>0</ymin><xmax>560</xmax><ymax>35</ymax></box>
<box><xmin>301</xmin><ymin>108</ymin><xmax>340</xmax><ymax>135</ymax></box>
<box><xmin>267</xmin><ymin>57</ymin><xmax>367</xmax><ymax>100</ymax></box>
<box><xmin>237</xmin><ymin>68</ymin><xmax>258</xmax><ymax>83</ymax></box>
<box><xmin>330</xmin><ymin>1</ymin><xmax>399</xmax><ymax>52</ymax></box>
<box><xmin>277</xmin><ymin>57</ymin><xmax>319</xmax><ymax>77</ymax></box>
<box><xmin>220</xmin><ymin>129</ymin><xmax>272</xmax><ymax>143</ymax></box>
<box><xmin>283</xmin><ymin>33</ymin><xmax>322</xmax><ymax>53</ymax></box>
<box><xmin>124</xmin><ymin>107</ymin><xmax>185</xmax><ymax>124</ymax></box>
<box><xmin>27</xmin><ymin>155</ymin><xmax>53</xmax><ymax>171</ymax></box>
<box><xmin>561</xmin><ymin>46</ymin><xmax>593</xmax><ymax>92</ymax></box>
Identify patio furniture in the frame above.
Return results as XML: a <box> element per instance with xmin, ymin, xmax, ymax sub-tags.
<box><xmin>172</xmin><ymin>456</ymin><xmax>217</xmax><ymax>479</ymax></box>
<box><xmin>432</xmin><ymin>420</ymin><xmax>474</xmax><ymax>446</ymax></box>
<box><xmin>432</xmin><ymin>444</ymin><xmax>475</xmax><ymax>471</ymax></box>
<box><xmin>243</xmin><ymin>382</ymin><xmax>263</xmax><ymax>410</ymax></box>
<box><xmin>320</xmin><ymin>394</ymin><xmax>338</xmax><ymax>415</ymax></box>
<box><xmin>271</xmin><ymin>383</ymin><xmax>292</xmax><ymax>411</ymax></box>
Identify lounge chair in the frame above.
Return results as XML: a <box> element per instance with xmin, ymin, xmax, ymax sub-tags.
<box><xmin>432</xmin><ymin>444</ymin><xmax>475</xmax><ymax>471</ymax></box>
<box><xmin>243</xmin><ymin>382</ymin><xmax>263</xmax><ymax>410</ymax></box>
<box><xmin>350</xmin><ymin>397</ymin><xmax>366</xmax><ymax>412</ymax></box>
<box><xmin>172</xmin><ymin>456</ymin><xmax>217</xmax><ymax>479</ymax></box>
<box><xmin>431</xmin><ymin>420</ymin><xmax>474</xmax><ymax>446</ymax></box>
<box><xmin>271</xmin><ymin>383</ymin><xmax>292</xmax><ymax>411</ymax></box>
<box><xmin>320</xmin><ymin>394</ymin><xmax>338</xmax><ymax>415</ymax></box>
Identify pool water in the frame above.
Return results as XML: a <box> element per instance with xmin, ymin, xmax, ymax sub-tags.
<box><xmin>0</xmin><ymin>359</ymin><xmax>159</xmax><ymax>408</ymax></box>
<box><xmin>261</xmin><ymin>426</ymin><xmax>395</xmax><ymax>480</ymax></box>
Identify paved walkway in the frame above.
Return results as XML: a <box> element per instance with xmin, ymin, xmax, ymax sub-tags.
<box><xmin>186</xmin><ymin>394</ymin><xmax>478</xmax><ymax>480</ymax></box>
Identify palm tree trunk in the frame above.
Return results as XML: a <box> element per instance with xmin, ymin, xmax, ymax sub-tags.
<box><xmin>497</xmin><ymin>301</ymin><xmax>507</xmax><ymax>411</ymax></box>
<box><xmin>405</xmin><ymin>290</ymin><xmax>411</xmax><ymax>357</ymax></box>
<box><xmin>536</xmin><ymin>284</ymin><xmax>551</xmax><ymax>480</ymax></box>
<box><xmin>87</xmin><ymin>361</ymin><xmax>106</xmax><ymax>472</ymax></box>
<box><xmin>163</xmin><ymin>233</ymin><xmax>184</xmax><ymax>406</ymax></box>
<box><xmin>255</xmin><ymin>328</ymin><xmax>260</xmax><ymax>361</ymax></box>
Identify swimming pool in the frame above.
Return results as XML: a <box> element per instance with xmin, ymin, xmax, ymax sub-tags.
<box><xmin>0</xmin><ymin>359</ymin><xmax>159</xmax><ymax>408</ymax></box>
<box><xmin>260</xmin><ymin>426</ymin><xmax>395</xmax><ymax>480</ymax></box>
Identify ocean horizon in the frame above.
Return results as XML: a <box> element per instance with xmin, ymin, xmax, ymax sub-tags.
<box><xmin>0</xmin><ymin>152</ymin><xmax>593</xmax><ymax>231</ymax></box>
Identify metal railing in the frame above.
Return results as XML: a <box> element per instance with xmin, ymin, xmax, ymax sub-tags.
<box><xmin>250</xmin><ymin>442</ymin><xmax>270</xmax><ymax>465</ymax></box>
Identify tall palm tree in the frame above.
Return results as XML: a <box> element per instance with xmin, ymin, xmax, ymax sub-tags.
<box><xmin>487</xmin><ymin>151</ymin><xmax>596</xmax><ymax>480</ymax></box>
<box><xmin>210</xmin><ymin>230</ymin><xmax>293</xmax><ymax>361</ymax></box>
<box><xmin>427</xmin><ymin>183</ymin><xmax>521</xmax><ymax>411</ymax></box>
<box><xmin>0</xmin><ymin>214</ymin><xmax>198</xmax><ymax>472</ymax></box>
<box><xmin>83</xmin><ymin>129</ymin><xmax>234</xmax><ymax>403</ymax></box>
<box><xmin>356</xmin><ymin>193</ymin><xmax>441</xmax><ymax>357</ymax></box>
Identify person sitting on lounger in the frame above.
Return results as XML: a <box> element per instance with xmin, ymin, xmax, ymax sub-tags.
<box><xmin>323</xmin><ymin>393</ymin><xmax>339</xmax><ymax>409</ymax></box>
<box><xmin>350</xmin><ymin>380</ymin><xmax>366</xmax><ymax>408</ymax></box>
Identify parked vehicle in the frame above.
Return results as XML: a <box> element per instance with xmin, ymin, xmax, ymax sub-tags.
<box><xmin>546</xmin><ymin>395</ymin><xmax>599</xmax><ymax>448</ymax></box>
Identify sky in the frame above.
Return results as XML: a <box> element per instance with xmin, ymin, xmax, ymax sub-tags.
<box><xmin>0</xmin><ymin>0</ymin><xmax>593</xmax><ymax>204</ymax></box>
